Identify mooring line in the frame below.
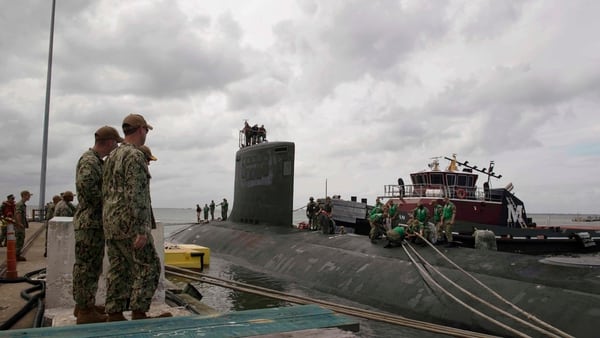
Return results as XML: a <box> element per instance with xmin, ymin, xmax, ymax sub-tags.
<box><xmin>404</xmin><ymin>241</ymin><xmax>561</xmax><ymax>338</ymax></box>
<box><xmin>401</xmin><ymin>244</ymin><xmax>532</xmax><ymax>338</ymax></box>
<box><xmin>411</xmin><ymin>234</ymin><xmax>574</xmax><ymax>338</ymax></box>
<box><xmin>165</xmin><ymin>265</ymin><xmax>498</xmax><ymax>338</ymax></box>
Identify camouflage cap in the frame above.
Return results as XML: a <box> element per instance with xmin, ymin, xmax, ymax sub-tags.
<box><xmin>62</xmin><ymin>190</ymin><xmax>75</xmax><ymax>198</ymax></box>
<box><xmin>123</xmin><ymin>114</ymin><xmax>153</xmax><ymax>131</ymax></box>
<box><xmin>138</xmin><ymin>145</ymin><xmax>157</xmax><ymax>161</ymax></box>
<box><xmin>95</xmin><ymin>126</ymin><xmax>124</xmax><ymax>142</ymax></box>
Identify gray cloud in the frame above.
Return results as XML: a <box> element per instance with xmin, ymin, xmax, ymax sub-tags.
<box><xmin>1</xmin><ymin>0</ymin><xmax>599</xmax><ymax>214</ymax></box>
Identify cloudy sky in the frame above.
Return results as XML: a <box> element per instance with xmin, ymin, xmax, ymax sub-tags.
<box><xmin>1</xmin><ymin>0</ymin><xmax>599</xmax><ymax>215</ymax></box>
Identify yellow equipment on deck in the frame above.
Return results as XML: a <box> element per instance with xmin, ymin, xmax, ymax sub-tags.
<box><xmin>164</xmin><ymin>243</ymin><xmax>210</xmax><ymax>270</ymax></box>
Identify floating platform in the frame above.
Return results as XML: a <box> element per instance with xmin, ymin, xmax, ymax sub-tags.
<box><xmin>165</xmin><ymin>243</ymin><xmax>210</xmax><ymax>269</ymax></box>
<box><xmin>0</xmin><ymin>304</ymin><xmax>359</xmax><ymax>337</ymax></box>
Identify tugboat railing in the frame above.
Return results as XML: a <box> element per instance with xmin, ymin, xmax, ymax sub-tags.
<box><xmin>382</xmin><ymin>184</ymin><xmax>503</xmax><ymax>203</ymax></box>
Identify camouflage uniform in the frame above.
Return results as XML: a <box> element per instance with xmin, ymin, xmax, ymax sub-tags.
<box><xmin>442</xmin><ymin>200</ymin><xmax>456</xmax><ymax>242</ymax></box>
<box><xmin>15</xmin><ymin>200</ymin><xmax>28</xmax><ymax>256</ymax></box>
<box><xmin>72</xmin><ymin>149</ymin><xmax>105</xmax><ymax>308</ymax></box>
<box><xmin>54</xmin><ymin>200</ymin><xmax>77</xmax><ymax>217</ymax></box>
<box><xmin>209</xmin><ymin>201</ymin><xmax>215</xmax><ymax>220</ymax></box>
<box><xmin>102</xmin><ymin>143</ymin><xmax>159</xmax><ymax>314</ymax></box>
<box><xmin>45</xmin><ymin>202</ymin><xmax>56</xmax><ymax>220</ymax></box>
<box><xmin>221</xmin><ymin>199</ymin><xmax>228</xmax><ymax>220</ymax></box>
<box><xmin>203</xmin><ymin>204</ymin><xmax>209</xmax><ymax>221</ymax></box>
<box><xmin>44</xmin><ymin>201</ymin><xmax>56</xmax><ymax>256</ymax></box>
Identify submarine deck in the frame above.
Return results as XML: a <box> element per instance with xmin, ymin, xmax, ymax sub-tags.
<box><xmin>170</xmin><ymin>221</ymin><xmax>600</xmax><ymax>338</ymax></box>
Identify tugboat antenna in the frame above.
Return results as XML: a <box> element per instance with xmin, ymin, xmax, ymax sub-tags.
<box><xmin>444</xmin><ymin>156</ymin><xmax>502</xmax><ymax>181</ymax></box>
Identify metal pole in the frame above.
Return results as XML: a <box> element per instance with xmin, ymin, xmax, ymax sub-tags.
<box><xmin>39</xmin><ymin>0</ymin><xmax>56</xmax><ymax>211</ymax></box>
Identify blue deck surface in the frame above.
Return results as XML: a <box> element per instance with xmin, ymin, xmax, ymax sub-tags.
<box><xmin>0</xmin><ymin>304</ymin><xmax>359</xmax><ymax>337</ymax></box>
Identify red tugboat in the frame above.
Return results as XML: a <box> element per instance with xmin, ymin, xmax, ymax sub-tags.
<box><xmin>376</xmin><ymin>154</ymin><xmax>600</xmax><ymax>254</ymax></box>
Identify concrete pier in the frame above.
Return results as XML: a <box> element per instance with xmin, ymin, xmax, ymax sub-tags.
<box><xmin>0</xmin><ymin>222</ymin><xmax>360</xmax><ymax>337</ymax></box>
<box><xmin>0</xmin><ymin>220</ymin><xmax>177</xmax><ymax>328</ymax></box>
<box><xmin>45</xmin><ymin>217</ymin><xmax>166</xmax><ymax>309</ymax></box>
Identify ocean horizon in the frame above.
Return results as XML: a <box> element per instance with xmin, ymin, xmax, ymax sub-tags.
<box><xmin>153</xmin><ymin>207</ymin><xmax>600</xmax><ymax>228</ymax></box>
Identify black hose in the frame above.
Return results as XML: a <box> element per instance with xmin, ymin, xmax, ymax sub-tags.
<box><xmin>0</xmin><ymin>268</ymin><xmax>46</xmax><ymax>330</ymax></box>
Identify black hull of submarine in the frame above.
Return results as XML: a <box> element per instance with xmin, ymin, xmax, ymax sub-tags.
<box><xmin>170</xmin><ymin>142</ymin><xmax>600</xmax><ymax>337</ymax></box>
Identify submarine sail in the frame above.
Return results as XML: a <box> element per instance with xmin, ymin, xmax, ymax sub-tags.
<box><xmin>229</xmin><ymin>141</ymin><xmax>295</xmax><ymax>227</ymax></box>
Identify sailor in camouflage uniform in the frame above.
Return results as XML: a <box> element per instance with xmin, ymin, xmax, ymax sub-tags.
<box><xmin>44</xmin><ymin>194</ymin><xmax>61</xmax><ymax>257</ymax></box>
<box><xmin>53</xmin><ymin>191</ymin><xmax>77</xmax><ymax>217</ymax></box>
<box><xmin>72</xmin><ymin>126</ymin><xmax>122</xmax><ymax>324</ymax></box>
<box><xmin>102</xmin><ymin>114</ymin><xmax>171</xmax><ymax>321</ymax></box>
<box><xmin>14</xmin><ymin>190</ymin><xmax>32</xmax><ymax>261</ymax></box>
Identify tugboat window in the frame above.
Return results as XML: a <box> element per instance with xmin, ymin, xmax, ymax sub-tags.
<box><xmin>446</xmin><ymin>174</ymin><xmax>456</xmax><ymax>186</ymax></box>
<box><xmin>430</xmin><ymin>173</ymin><xmax>443</xmax><ymax>185</ymax></box>
<box><xmin>413</xmin><ymin>174</ymin><xmax>425</xmax><ymax>185</ymax></box>
<box><xmin>457</xmin><ymin>175</ymin><xmax>467</xmax><ymax>187</ymax></box>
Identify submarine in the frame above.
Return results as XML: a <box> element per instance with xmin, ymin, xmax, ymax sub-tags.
<box><xmin>170</xmin><ymin>139</ymin><xmax>600</xmax><ymax>337</ymax></box>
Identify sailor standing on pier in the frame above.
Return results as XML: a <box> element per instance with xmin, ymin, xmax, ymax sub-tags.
<box><xmin>72</xmin><ymin>125</ymin><xmax>122</xmax><ymax>324</ymax></box>
<box><xmin>102</xmin><ymin>114</ymin><xmax>171</xmax><ymax>321</ymax></box>
<box><xmin>14</xmin><ymin>190</ymin><xmax>32</xmax><ymax>261</ymax></box>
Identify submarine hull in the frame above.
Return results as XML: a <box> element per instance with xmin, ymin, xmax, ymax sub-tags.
<box><xmin>171</xmin><ymin>222</ymin><xmax>600</xmax><ymax>337</ymax></box>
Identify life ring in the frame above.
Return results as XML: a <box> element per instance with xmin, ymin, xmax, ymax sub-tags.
<box><xmin>456</xmin><ymin>189</ymin><xmax>466</xmax><ymax>199</ymax></box>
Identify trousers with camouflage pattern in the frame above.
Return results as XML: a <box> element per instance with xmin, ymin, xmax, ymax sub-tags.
<box><xmin>105</xmin><ymin>234</ymin><xmax>160</xmax><ymax>313</ymax></box>
<box><xmin>73</xmin><ymin>229</ymin><xmax>105</xmax><ymax>307</ymax></box>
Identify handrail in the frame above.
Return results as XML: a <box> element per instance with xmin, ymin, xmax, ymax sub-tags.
<box><xmin>381</xmin><ymin>184</ymin><xmax>503</xmax><ymax>202</ymax></box>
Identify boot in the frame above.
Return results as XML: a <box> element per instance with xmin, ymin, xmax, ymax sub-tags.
<box><xmin>76</xmin><ymin>307</ymin><xmax>108</xmax><ymax>325</ymax></box>
<box><xmin>74</xmin><ymin>304</ymin><xmax>105</xmax><ymax>317</ymax></box>
<box><xmin>106</xmin><ymin>312</ymin><xmax>127</xmax><ymax>322</ymax></box>
<box><xmin>131</xmin><ymin>310</ymin><xmax>173</xmax><ymax>320</ymax></box>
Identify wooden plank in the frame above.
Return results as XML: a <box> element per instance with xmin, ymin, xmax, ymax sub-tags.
<box><xmin>0</xmin><ymin>305</ymin><xmax>359</xmax><ymax>337</ymax></box>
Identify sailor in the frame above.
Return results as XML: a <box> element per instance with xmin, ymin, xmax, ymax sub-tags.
<box><xmin>412</xmin><ymin>201</ymin><xmax>430</xmax><ymax>242</ymax></box>
<box><xmin>441</xmin><ymin>196</ymin><xmax>456</xmax><ymax>246</ymax></box>
<box><xmin>221</xmin><ymin>198</ymin><xmax>229</xmax><ymax>221</ymax></box>
<box><xmin>306</xmin><ymin>197</ymin><xmax>319</xmax><ymax>230</ymax></box>
<box><xmin>258</xmin><ymin>125</ymin><xmax>267</xmax><ymax>143</ymax></box>
<box><xmin>196</xmin><ymin>204</ymin><xmax>201</xmax><ymax>223</ymax></box>
<box><xmin>54</xmin><ymin>191</ymin><xmax>77</xmax><ymax>217</ymax></box>
<box><xmin>251</xmin><ymin>124</ymin><xmax>259</xmax><ymax>145</ymax></box>
<box><xmin>369</xmin><ymin>210</ymin><xmax>387</xmax><ymax>243</ymax></box>
<box><xmin>72</xmin><ymin>125</ymin><xmax>122</xmax><ymax>324</ymax></box>
<box><xmin>319</xmin><ymin>196</ymin><xmax>334</xmax><ymax>234</ymax></box>
<box><xmin>373</xmin><ymin>197</ymin><xmax>383</xmax><ymax>213</ymax></box>
<box><xmin>242</xmin><ymin>121</ymin><xmax>252</xmax><ymax>147</ymax></box>
<box><xmin>15</xmin><ymin>190</ymin><xmax>32</xmax><ymax>261</ymax></box>
<box><xmin>386</xmin><ymin>199</ymin><xmax>399</xmax><ymax>230</ymax></box>
<box><xmin>0</xmin><ymin>194</ymin><xmax>16</xmax><ymax>247</ymax></box>
<box><xmin>431</xmin><ymin>199</ymin><xmax>443</xmax><ymax>243</ymax></box>
<box><xmin>203</xmin><ymin>203</ymin><xmax>209</xmax><ymax>221</ymax></box>
<box><xmin>384</xmin><ymin>225</ymin><xmax>406</xmax><ymax>248</ymax></box>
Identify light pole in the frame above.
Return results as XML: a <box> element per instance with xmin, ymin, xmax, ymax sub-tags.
<box><xmin>39</xmin><ymin>0</ymin><xmax>56</xmax><ymax>213</ymax></box>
